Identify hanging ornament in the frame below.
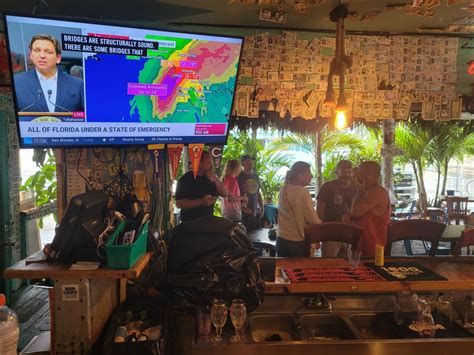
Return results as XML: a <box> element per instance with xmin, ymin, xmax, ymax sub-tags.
<box><xmin>167</xmin><ymin>144</ymin><xmax>184</xmax><ymax>180</ymax></box>
<box><xmin>147</xmin><ymin>144</ymin><xmax>165</xmax><ymax>181</ymax></box>
<box><xmin>210</xmin><ymin>145</ymin><xmax>224</xmax><ymax>176</ymax></box>
<box><xmin>188</xmin><ymin>143</ymin><xmax>204</xmax><ymax>178</ymax></box>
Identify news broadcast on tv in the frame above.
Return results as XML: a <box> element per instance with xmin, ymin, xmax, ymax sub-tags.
<box><xmin>4</xmin><ymin>15</ymin><xmax>243</xmax><ymax>147</ymax></box>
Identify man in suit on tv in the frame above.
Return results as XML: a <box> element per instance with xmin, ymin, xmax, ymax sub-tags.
<box><xmin>14</xmin><ymin>34</ymin><xmax>84</xmax><ymax>113</ymax></box>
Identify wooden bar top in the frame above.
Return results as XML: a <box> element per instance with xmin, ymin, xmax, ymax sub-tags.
<box><xmin>265</xmin><ymin>257</ymin><xmax>474</xmax><ymax>294</ymax></box>
<box><xmin>3</xmin><ymin>251</ymin><xmax>152</xmax><ymax>280</ymax></box>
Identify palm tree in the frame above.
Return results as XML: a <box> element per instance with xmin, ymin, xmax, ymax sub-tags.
<box><xmin>223</xmin><ymin>130</ymin><xmax>292</xmax><ymax>203</ymax></box>
<box><xmin>269</xmin><ymin>126</ymin><xmax>364</xmax><ymax>195</ymax></box>
<box><xmin>426</xmin><ymin>121</ymin><xmax>474</xmax><ymax>205</ymax></box>
<box><xmin>395</xmin><ymin>120</ymin><xmax>434</xmax><ymax>213</ymax></box>
<box><xmin>347</xmin><ymin>124</ymin><xmax>383</xmax><ymax>167</ymax></box>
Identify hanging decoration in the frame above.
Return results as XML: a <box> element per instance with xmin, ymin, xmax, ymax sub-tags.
<box><xmin>147</xmin><ymin>144</ymin><xmax>165</xmax><ymax>181</ymax></box>
<box><xmin>210</xmin><ymin>145</ymin><xmax>224</xmax><ymax>176</ymax></box>
<box><xmin>324</xmin><ymin>4</ymin><xmax>352</xmax><ymax>129</ymax></box>
<box><xmin>167</xmin><ymin>144</ymin><xmax>184</xmax><ymax>180</ymax></box>
<box><xmin>188</xmin><ymin>143</ymin><xmax>204</xmax><ymax>178</ymax></box>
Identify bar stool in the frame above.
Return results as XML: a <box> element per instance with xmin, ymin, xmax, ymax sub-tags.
<box><xmin>304</xmin><ymin>222</ymin><xmax>363</xmax><ymax>257</ymax></box>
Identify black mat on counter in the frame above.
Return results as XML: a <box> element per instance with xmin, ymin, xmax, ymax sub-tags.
<box><xmin>365</xmin><ymin>263</ymin><xmax>447</xmax><ymax>281</ymax></box>
<box><xmin>284</xmin><ymin>267</ymin><xmax>386</xmax><ymax>282</ymax></box>
<box><xmin>361</xmin><ymin>312</ymin><xmax>472</xmax><ymax>339</ymax></box>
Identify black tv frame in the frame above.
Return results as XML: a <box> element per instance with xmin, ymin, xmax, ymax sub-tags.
<box><xmin>3</xmin><ymin>12</ymin><xmax>243</xmax><ymax>149</ymax></box>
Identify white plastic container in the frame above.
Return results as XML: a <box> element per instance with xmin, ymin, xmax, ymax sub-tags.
<box><xmin>0</xmin><ymin>294</ymin><xmax>20</xmax><ymax>355</ymax></box>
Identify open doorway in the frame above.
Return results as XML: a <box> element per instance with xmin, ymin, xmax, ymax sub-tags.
<box><xmin>19</xmin><ymin>149</ymin><xmax>57</xmax><ymax>249</ymax></box>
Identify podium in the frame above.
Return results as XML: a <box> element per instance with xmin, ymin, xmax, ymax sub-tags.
<box><xmin>18</xmin><ymin>112</ymin><xmax>74</xmax><ymax>116</ymax></box>
<box><xmin>18</xmin><ymin>112</ymin><xmax>82</xmax><ymax>122</ymax></box>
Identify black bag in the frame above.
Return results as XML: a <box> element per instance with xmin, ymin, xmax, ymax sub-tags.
<box><xmin>93</xmin><ymin>296</ymin><xmax>168</xmax><ymax>355</ymax></box>
<box><xmin>165</xmin><ymin>216</ymin><xmax>264</xmax><ymax>314</ymax></box>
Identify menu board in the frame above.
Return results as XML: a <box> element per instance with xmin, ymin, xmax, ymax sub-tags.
<box><xmin>284</xmin><ymin>267</ymin><xmax>385</xmax><ymax>283</ymax></box>
<box><xmin>365</xmin><ymin>263</ymin><xmax>447</xmax><ymax>281</ymax></box>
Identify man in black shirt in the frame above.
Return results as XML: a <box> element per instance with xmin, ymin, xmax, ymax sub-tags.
<box><xmin>175</xmin><ymin>151</ymin><xmax>227</xmax><ymax>223</ymax></box>
<box><xmin>316</xmin><ymin>159</ymin><xmax>356</xmax><ymax>257</ymax></box>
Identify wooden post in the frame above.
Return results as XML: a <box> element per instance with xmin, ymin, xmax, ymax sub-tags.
<box><xmin>381</xmin><ymin>119</ymin><xmax>395</xmax><ymax>191</ymax></box>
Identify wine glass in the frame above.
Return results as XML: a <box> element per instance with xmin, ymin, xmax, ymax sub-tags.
<box><xmin>415</xmin><ymin>299</ymin><xmax>436</xmax><ymax>338</ymax></box>
<box><xmin>230</xmin><ymin>299</ymin><xmax>247</xmax><ymax>342</ymax></box>
<box><xmin>347</xmin><ymin>249</ymin><xmax>361</xmax><ymax>269</ymax></box>
<box><xmin>211</xmin><ymin>300</ymin><xmax>228</xmax><ymax>342</ymax></box>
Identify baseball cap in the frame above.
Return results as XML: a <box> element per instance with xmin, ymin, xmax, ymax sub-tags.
<box><xmin>241</xmin><ymin>154</ymin><xmax>255</xmax><ymax>162</ymax></box>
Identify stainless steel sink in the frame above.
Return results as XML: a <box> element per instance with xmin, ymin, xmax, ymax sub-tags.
<box><xmin>248</xmin><ymin>315</ymin><xmax>301</xmax><ymax>342</ymax></box>
<box><xmin>349</xmin><ymin>313</ymin><xmax>401</xmax><ymax>339</ymax></box>
<box><xmin>349</xmin><ymin>312</ymin><xmax>474</xmax><ymax>340</ymax></box>
<box><xmin>298</xmin><ymin>314</ymin><xmax>356</xmax><ymax>341</ymax></box>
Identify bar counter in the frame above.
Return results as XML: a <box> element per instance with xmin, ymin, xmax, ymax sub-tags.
<box><xmin>265</xmin><ymin>256</ymin><xmax>474</xmax><ymax>294</ymax></box>
<box><xmin>189</xmin><ymin>256</ymin><xmax>474</xmax><ymax>355</ymax></box>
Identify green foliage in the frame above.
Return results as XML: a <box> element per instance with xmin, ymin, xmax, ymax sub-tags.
<box><xmin>222</xmin><ymin>129</ymin><xmax>292</xmax><ymax>203</ymax></box>
<box><xmin>347</xmin><ymin>125</ymin><xmax>382</xmax><ymax>167</ymax></box>
<box><xmin>321</xmin><ymin>152</ymin><xmax>346</xmax><ymax>182</ymax></box>
<box><xmin>269</xmin><ymin>127</ymin><xmax>366</xmax><ymax>187</ymax></box>
<box><xmin>20</xmin><ymin>149</ymin><xmax>57</xmax><ymax>227</ymax></box>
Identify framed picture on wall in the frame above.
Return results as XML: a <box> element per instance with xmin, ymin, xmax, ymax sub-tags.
<box><xmin>0</xmin><ymin>32</ymin><xmax>12</xmax><ymax>88</ymax></box>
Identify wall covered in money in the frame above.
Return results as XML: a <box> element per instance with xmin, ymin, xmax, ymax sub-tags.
<box><xmin>234</xmin><ymin>31</ymin><xmax>461</xmax><ymax>122</ymax></box>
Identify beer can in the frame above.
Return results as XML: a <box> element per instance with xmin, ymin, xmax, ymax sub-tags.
<box><xmin>375</xmin><ymin>245</ymin><xmax>384</xmax><ymax>266</ymax></box>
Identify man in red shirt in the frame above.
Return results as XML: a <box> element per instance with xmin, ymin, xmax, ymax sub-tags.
<box><xmin>351</xmin><ymin>161</ymin><xmax>391</xmax><ymax>257</ymax></box>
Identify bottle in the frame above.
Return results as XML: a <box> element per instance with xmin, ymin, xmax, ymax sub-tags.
<box><xmin>0</xmin><ymin>294</ymin><xmax>20</xmax><ymax>355</ymax></box>
<box><xmin>375</xmin><ymin>244</ymin><xmax>384</xmax><ymax>266</ymax></box>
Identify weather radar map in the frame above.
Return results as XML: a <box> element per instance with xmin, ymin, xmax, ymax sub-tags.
<box><xmin>85</xmin><ymin>34</ymin><xmax>242</xmax><ymax>124</ymax></box>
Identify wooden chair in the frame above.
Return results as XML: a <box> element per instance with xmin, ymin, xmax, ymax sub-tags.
<box><xmin>386</xmin><ymin>219</ymin><xmax>446</xmax><ymax>257</ymax></box>
<box><xmin>426</xmin><ymin>207</ymin><xmax>448</xmax><ymax>224</ymax></box>
<box><xmin>446</xmin><ymin>196</ymin><xmax>469</xmax><ymax>225</ymax></box>
<box><xmin>452</xmin><ymin>227</ymin><xmax>474</xmax><ymax>256</ymax></box>
<box><xmin>304</xmin><ymin>222</ymin><xmax>364</xmax><ymax>257</ymax></box>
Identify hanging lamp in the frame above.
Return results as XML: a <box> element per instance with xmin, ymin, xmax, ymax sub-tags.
<box><xmin>324</xmin><ymin>3</ymin><xmax>352</xmax><ymax>129</ymax></box>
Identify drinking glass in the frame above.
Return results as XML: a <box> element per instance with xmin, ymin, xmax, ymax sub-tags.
<box><xmin>211</xmin><ymin>300</ymin><xmax>228</xmax><ymax>342</ymax></box>
<box><xmin>196</xmin><ymin>307</ymin><xmax>212</xmax><ymax>341</ymax></box>
<box><xmin>347</xmin><ymin>249</ymin><xmax>361</xmax><ymax>268</ymax></box>
<box><xmin>437</xmin><ymin>293</ymin><xmax>454</xmax><ymax>322</ymax></box>
<box><xmin>230</xmin><ymin>299</ymin><xmax>247</xmax><ymax>342</ymax></box>
<box><xmin>415</xmin><ymin>299</ymin><xmax>436</xmax><ymax>338</ymax></box>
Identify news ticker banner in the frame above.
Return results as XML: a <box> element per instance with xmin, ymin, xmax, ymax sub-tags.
<box><xmin>20</xmin><ymin>122</ymin><xmax>227</xmax><ymax>138</ymax></box>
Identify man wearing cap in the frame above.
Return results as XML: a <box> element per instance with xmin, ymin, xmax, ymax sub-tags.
<box><xmin>316</xmin><ymin>160</ymin><xmax>356</xmax><ymax>257</ymax></box>
<box><xmin>175</xmin><ymin>151</ymin><xmax>227</xmax><ymax>223</ymax></box>
<box><xmin>238</xmin><ymin>155</ymin><xmax>264</xmax><ymax>232</ymax></box>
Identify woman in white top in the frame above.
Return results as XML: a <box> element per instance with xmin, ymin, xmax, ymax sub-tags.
<box><xmin>277</xmin><ymin>161</ymin><xmax>321</xmax><ymax>257</ymax></box>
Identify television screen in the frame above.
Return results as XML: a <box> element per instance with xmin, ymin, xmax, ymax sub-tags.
<box><xmin>4</xmin><ymin>14</ymin><xmax>243</xmax><ymax>148</ymax></box>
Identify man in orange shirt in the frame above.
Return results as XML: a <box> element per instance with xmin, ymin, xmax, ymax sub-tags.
<box><xmin>351</xmin><ymin>161</ymin><xmax>391</xmax><ymax>257</ymax></box>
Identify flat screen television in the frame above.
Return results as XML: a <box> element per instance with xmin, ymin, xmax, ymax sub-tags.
<box><xmin>4</xmin><ymin>14</ymin><xmax>243</xmax><ymax>148</ymax></box>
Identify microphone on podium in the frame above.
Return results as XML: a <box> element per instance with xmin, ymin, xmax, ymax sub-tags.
<box><xmin>20</xmin><ymin>89</ymin><xmax>42</xmax><ymax>112</ymax></box>
<box><xmin>47</xmin><ymin>89</ymin><xmax>72</xmax><ymax>113</ymax></box>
